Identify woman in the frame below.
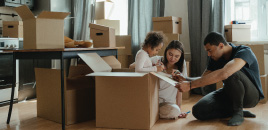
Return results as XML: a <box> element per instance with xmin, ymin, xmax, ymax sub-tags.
<box><xmin>130</xmin><ymin>40</ymin><xmax>188</xmax><ymax>118</ymax></box>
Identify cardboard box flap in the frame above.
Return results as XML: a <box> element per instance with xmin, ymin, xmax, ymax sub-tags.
<box><xmin>87</xmin><ymin>72</ymin><xmax>147</xmax><ymax>77</ymax></box>
<box><xmin>3</xmin><ymin>21</ymin><xmax>23</xmax><ymax>25</ymax></box>
<box><xmin>225</xmin><ymin>24</ymin><xmax>251</xmax><ymax>29</ymax></box>
<box><xmin>150</xmin><ymin>72</ymin><xmax>178</xmax><ymax>86</ymax></box>
<box><xmin>15</xmin><ymin>5</ymin><xmax>35</xmax><ymax>20</ymax></box>
<box><xmin>89</xmin><ymin>23</ymin><xmax>110</xmax><ymax>31</ymax></box>
<box><xmin>38</xmin><ymin>11</ymin><xmax>70</xmax><ymax>19</ymax></box>
<box><xmin>152</xmin><ymin>16</ymin><xmax>182</xmax><ymax>22</ymax></box>
<box><xmin>102</xmin><ymin>56</ymin><xmax>121</xmax><ymax>69</ymax></box>
<box><xmin>78</xmin><ymin>53</ymin><xmax>112</xmax><ymax>72</ymax></box>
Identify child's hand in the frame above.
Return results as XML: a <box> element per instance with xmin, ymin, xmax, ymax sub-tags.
<box><xmin>156</xmin><ymin>62</ymin><xmax>165</xmax><ymax>72</ymax></box>
<box><xmin>178</xmin><ymin>112</ymin><xmax>188</xmax><ymax>118</ymax></box>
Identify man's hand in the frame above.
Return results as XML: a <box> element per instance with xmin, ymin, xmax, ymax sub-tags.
<box><xmin>172</xmin><ymin>74</ymin><xmax>186</xmax><ymax>82</ymax></box>
<box><xmin>175</xmin><ymin>81</ymin><xmax>191</xmax><ymax>92</ymax></box>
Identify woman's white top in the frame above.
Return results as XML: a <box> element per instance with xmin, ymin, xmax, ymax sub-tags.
<box><xmin>151</xmin><ymin>56</ymin><xmax>188</xmax><ymax>104</ymax></box>
<box><xmin>135</xmin><ymin>49</ymin><xmax>157</xmax><ymax>72</ymax></box>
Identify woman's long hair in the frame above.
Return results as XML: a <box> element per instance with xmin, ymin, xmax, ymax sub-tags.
<box><xmin>163</xmin><ymin>40</ymin><xmax>185</xmax><ymax>72</ymax></box>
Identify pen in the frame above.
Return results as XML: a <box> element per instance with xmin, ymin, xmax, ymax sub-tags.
<box><xmin>186</xmin><ymin>111</ymin><xmax>191</xmax><ymax>114</ymax></box>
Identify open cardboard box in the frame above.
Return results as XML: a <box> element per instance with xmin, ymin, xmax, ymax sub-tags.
<box><xmin>78</xmin><ymin>53</ymin><xmax>178</xmax><ymax>129</ymax></box>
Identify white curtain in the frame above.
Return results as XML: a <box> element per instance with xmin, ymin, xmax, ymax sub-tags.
<box><xmin>73</xmin><ymin>0</ymin><xmax>95</xmax><ymax>41</ymax></box>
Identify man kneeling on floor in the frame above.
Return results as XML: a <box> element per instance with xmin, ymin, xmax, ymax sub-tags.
<box><xmin>173</xmin><ymin>32</ymin><xmax>264</xmax><ymax>126</ymax></box>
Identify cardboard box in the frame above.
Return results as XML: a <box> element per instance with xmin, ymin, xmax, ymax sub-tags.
<box><xmin>224</xmin><ymin>24</ymin><xmax>251</xmax><ymax>42</ymax></box>
<box><xmin>116</xmin><ymin>35</ymin><xmax>132</xmax><ymax>55</ymax></box>
<box><xmin>0</xmin><ymin>7</ymin><xmax>21</xmax><ymax>28</ymax></box>
<box><xmin>260</xmin><ymin>74</ymin><xmax>267</xmax><ymax>104</ymax></box>
<box><xmin>152</xmin><ymin>16</ymin><xmax>182</xmax><ymax>34</ymax></box>
<box><xmin>95</xmin><ymin>19</ymin><xmax>120</xmax><ymax>35</ymax></box>
<box><xmin>15</xmin><ymin>5</ymin><xmax>70</xmax><ymax>49</ymax></box>
<box><xmin>182</xmin><ymin>61</ymin><xmax>191</xmax><ymax>100</ymax></box>
<box><xmin>78</xmin><ymin>53</ymin><xmax>178</xmax><ymax>129</ymax></box>
<box><xmin>2</xmin><ymin>21</ymin><xmax>23</xmax><ymax>38</ymax></box>
<box><xmin>95</xmin><ymin>1</ymin><xmax>114</xmax><ymax>20</ymax></box>
<box><xmin>117</xmin><ymin>55</ymin><xmax>134</xmax><ymax>68</ymax></box>
<box><xmin>89</xmin><ymin>23</ymin><xmax>115</xmax><ymax>48</ymax></box>
<box><xmin>35</xmin><ymin>66</ymin><xmax>95</xmax><ymax>125</ymax></box>
<box><xmin>246</xmin><ymin>44</ymin><xmax>265</xmax><ymax>75</ymax></box>
<box><xmin>158</xmin><ymin>33</ymin><xmax>180</xmax><ymax>56</ymax></box>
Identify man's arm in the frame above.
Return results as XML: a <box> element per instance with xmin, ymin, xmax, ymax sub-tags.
<box><xmin>185</xmin><ymin>69</ymin><xmax>212</xmax><ymax>81</ymax></box>
<box><xmin>176</xmin><ymin>58</ymin><xmax>246</xmax><ymax>92</ymax></box>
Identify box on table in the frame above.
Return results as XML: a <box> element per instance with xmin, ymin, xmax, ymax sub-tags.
<box><xmin>158</xmin><ymin>33</ymin><xmax>180</xmax><ymax>56</ymax></box>
<box><xmin>224</xmin><ymin>24</ymin><xmax>251</xmax><ymax>42</ymax></box>
<box><xmin>78</xmin><ymin>53</ymin><xmax>178</xmax><ymax>129</ymax></box>
<box><xmin>89</xmin><ymin>23</ymin><xmax>115</xmax><ymax>48</ymax></box>
<box><xmin>95</xmin><ymin>1</ymin><xmax>114</xmax><ymax>20</ymax></box>
<box><xmin>2</xmin><ymin>21</ymin><xmax>23</xmax><ymax>38</ymax></box>
<box><xmin>95</xmin><ymin>19</ymin><xmax>120</xmax><ymax>35</ymax></box>
<box><xmin>15</xmin><ymin>5</ymin><xmax>70</xmax><ymax>49</ymax></box>
<box><xmin>260</xmin><ymin>74</ymin><xmax>267</xmax><ymax>104</ymax></box>
<box><xmin>152</xmin><ymin>16</ymin><xmax>182</xmax><ymax>34</ymax></box>
<box><xmin>35</xmin><ymin>65</ymin><xmax>95</xmax><ymax>125</ymax></box>
<box><xmin>246</xmin><ymin>44</ymin><xmax>265</xmax><ymax>75</ymax></box>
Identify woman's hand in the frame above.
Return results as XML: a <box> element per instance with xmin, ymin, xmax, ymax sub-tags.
<box><xmin>178</xmin><ymin>112</ymin><xmax>188</xmax><ymax>118</ymax></box>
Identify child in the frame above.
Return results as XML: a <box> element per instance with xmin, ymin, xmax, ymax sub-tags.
<box><xmin>135</xmin><ymin>31</ymin><xmax>165</xmax><ymax>72</ymax></box>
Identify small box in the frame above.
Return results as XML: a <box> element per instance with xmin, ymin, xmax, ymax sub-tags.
<box><xmin>246</xmin><ymin>44</ymin><xmax>265</xmax><ymax>75</ymax></box>
<box><xmin>224</xmin><ymin>24</ymin><xmax>251</xmax><ymax>42</ymax></box>
<box><xmin>152</xmin><ymin>16</ymin><xmax>182</xmax><ymax>34</ymax></box>
<box><xmin>117</xmin><ymin>55</ymin><xmax>134</xmax><ymax>68</ymax></box>
<box><xmin>95</xmin><ymin>1</ymin><xmax>114</xmax><ymax>20</ymax></box>
<box><xmin>35</xmin><ymin>66</ymin><xmax>95</xmax><ymax>125</ymax></box>
<box><xmin>95</xmin><ymin>19</ymin><xmax>120</xmax><ymax>35</ymax></box>
<box><xmin>79</xmin><ymin>53</ymin><xmax>179</xmax><ymax>129</ymax></box>
<box><xmin>15</xmin><ymin>5</ymin><xmax>70</xmax><ymax>49</ymax></box>
<box><xmin>158</xmin><ymin>33</ymin><xmax>180</xmax><ymax>56</ymax></box>
<box><xmin>89</xmin><ymin>23</ymin><xmax>115</xmax><ymax>48</ymax></box>
<box><xmin>260</xmin><ymin>74</ymin><xmax>267</xmax><ymax>104</ymax></box>
<box><xmin>3</xmin><ymin>21</ymin><xmax>23</xmax><ymax>38</ymax></box>
<box><xmin>116</xmin><ymin>35</ymin><xmax>132</xmax><ymax>55</ymax></box>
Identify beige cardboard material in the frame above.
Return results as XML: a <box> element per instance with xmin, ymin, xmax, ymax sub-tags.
<box><xmin>89</xmin><ymin>23</ymin><xmax>116</xmax><ymax>48</ymax></box>
<box><xmin>35</xmin><ymin>66</ymin><xmax>95</xmax><ymax>125</ymax></box>
<box><xmin>95</xmin><ymin>19</ymin><xmax>120</xmax><ymax>35</ymax></box>
<box><xmin>116</xmin><ymin>35</ymin><xmax>132</xmax><ymax>55</ymax></box>
<box><xmin>158</xmin><ymin>33</ymin><xmax>180</xmax><ymax>56</ymax></box>
<box><xmin>2</xmin><ymin>21</ymin><xmax>23</xmax><ymax>38</ymax></box>
<box><xmin>246</xmin><ymin>44</ymin><xmax>265</xmax><ymax>75</ymax></box>
<box><xmin>182</xmin><ymin>61</ymin><xmax>191</xmax><ymax>100</ymax></box>
<box><xmin>260</xmin><ymin>75</ymin><xmax>267</xmax><ymax>104</ymax></box>
<box><xmin>95</xmin><ymin>1</ymin><xmax>114</xmax><ymax>20</ymax></box>
<box><xmin>153</xmin><ymin>16</ymin><xmax>182</xmax><ymax>34</ymax></box>
<box><xmin>80</xmin><ymin>53</ymin><xmax>180</xmax><ymax>129</ymax></box>
<box><xmin>117</xmin><ymin>55</ymin><xmax>134</xmax><ymax>68</ymax></box>
<box><xmin>102</xmin><ymin>56</ymin><xmax>121</xmax><ymax>69</ymax></box>
<box><xmin>15</xmin><ymin>5</ymin><xmax>70</xmax><ymax>49</ymax></box>
<box><xmin>224</xmin><ymin>25</ymin><xmax>251</xmax><ymax>42</ymax></box>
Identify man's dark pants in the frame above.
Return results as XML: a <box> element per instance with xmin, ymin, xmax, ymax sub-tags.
<box><xmin>192</xmin><ymin>71</ymin><xmax>260</xmax><ymax>120</ymax></box>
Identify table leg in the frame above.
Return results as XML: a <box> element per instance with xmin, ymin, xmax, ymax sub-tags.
<box><xmin>7</xmin><ymin>53</ymin><xmax>16</xmax><ymax>124</ymax></box>
<box><xmin>60</xmin><ymin>54</ymin><xmax>65</xmax><ymax>130</ymax></box>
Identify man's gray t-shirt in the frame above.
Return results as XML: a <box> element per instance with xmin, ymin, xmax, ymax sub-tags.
<box><xmin>207</xmin><ymin>43</ymin><xmax>264</xmax><ymax>99</ymax></box>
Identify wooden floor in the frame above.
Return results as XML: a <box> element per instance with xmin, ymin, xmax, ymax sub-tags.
<box><xmin>0</xmin><ymin>94</ymin><xmax>268</xmax><ymax>130</ymax></box>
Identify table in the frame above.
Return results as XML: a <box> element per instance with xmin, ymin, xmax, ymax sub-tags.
<box><xmin>4</xmin><ymin>48</ymin><xmax>118</xmax><ymax>130</ymax></box>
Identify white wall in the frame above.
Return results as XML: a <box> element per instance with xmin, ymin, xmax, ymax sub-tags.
<box><xmin>164</xmin><ymin>0</ymin><xmax>190</xmax><ymax>54</ymax></box>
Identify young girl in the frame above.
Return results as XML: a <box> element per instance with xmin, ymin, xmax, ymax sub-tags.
<box><xmin>131</xmin><ymin>40</ymin><xmax>188</xmax><ymax>119</ymax></box>
<box><xmin>135</xmin><ymin>31</ymin><xmax>165</xmax><ymax>72</ymax></box>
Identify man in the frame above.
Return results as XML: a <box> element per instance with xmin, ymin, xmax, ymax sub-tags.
<box><xmin>174</xmin><ymin>32</ymin><xmax>264</xmax><ymax>126</ymax></box>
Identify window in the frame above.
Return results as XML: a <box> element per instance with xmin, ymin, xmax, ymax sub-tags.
<box><xmin>225</xmin><ymin>0</ymin><xmax>268</xmax><ymax>41</ymax></box>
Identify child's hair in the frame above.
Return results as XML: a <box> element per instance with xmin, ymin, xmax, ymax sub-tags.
<box><xmin>163</xmin><ymin>40</ymin><xmax>185</xmax><ymax>72</ymax></box>
<box><xmin>142</xmin><ymin>31</ymin><xmax>165</xmax><ymax>49</ymax></box>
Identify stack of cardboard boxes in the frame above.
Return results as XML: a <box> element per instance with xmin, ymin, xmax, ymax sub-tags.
<box><xmin>90</xmin><ymin>0</ymin><xmax>133</xmax><ymax>68</ymax></box>
<box><xmin>152</xmin><ymin>16</ymin><xmax>191</xmax><ymax>99</ymax></box>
